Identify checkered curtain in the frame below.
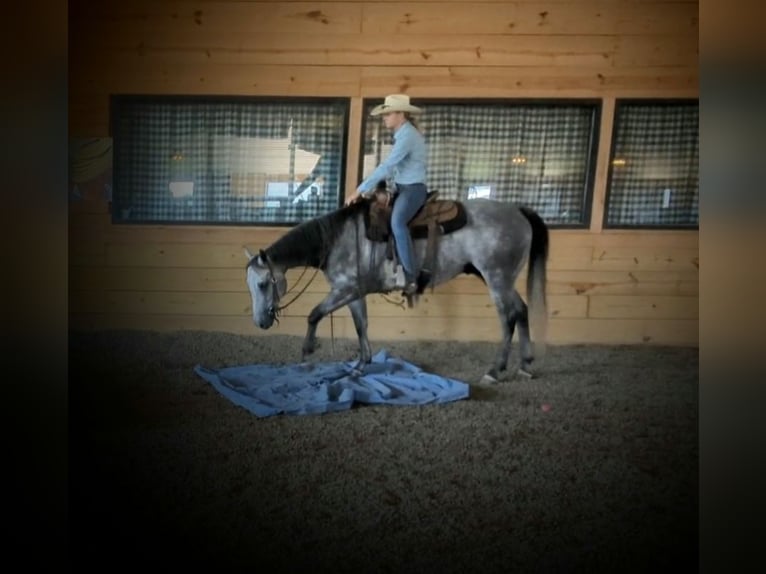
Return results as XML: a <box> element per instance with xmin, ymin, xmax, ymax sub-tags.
<box><xmin>112</xmin><ymin>98</ymin><xmax>347</xmax><ymax>224</ymax></box>
<box><xmin>606</xmin><ymin>102</ymin><xmax>698</xmax><ymax>227</ymax></box>
<box><xmin>361</xmin><ymin>102</ymin><xmax>598</xmax><ymax>225</ymax></box>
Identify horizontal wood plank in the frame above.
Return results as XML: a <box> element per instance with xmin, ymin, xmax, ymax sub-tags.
<box><xmin>105</xmin><ymin>243</ymin><xmax>253</xmax><ymax>268</ymax></box>
<box><xmin>71</xmin><ymin>1</ymin><xmax>363</xmax><ymax>38</ymax></box>
<box><xmin>99</xmin><ymin>241</ymin><xmax>605</xmax><ymax>270</ymax></box>
<box><xmin>69</xmin><ymin>289</ymin><xmax>588</xmax><ymax>319</ymax></box>
<box><xmin>71</xmin><ymin>62</ymin><xmax>363</xmax><ymax>97</ymax></box>
<box><xmin>542</xmin><ymin>318</ymin><xmax>698</xmax><ymax>345</ymax></box>
<box><xmin>590</xmin><ymin>246</ymin><xmax>700</xmax><ymax>271</ymax></box>
<box><xmin>614</xmin><ymin>35</ymin><xmax>698</xmax><ymax>68</ymax></box>
<box><xmin>588</xmin><ymin>295</ymin><xmax>698</xmax><ymax>319</ymax></box>
<box><xmin>546</xmin><ymin>270</ymin><xmax>698</xmax><ymax>296</ymax></box>
<box><xmin>68</xmin><ymin>217</ymin><xmax>698</xmax><ymax>248</ymax></box>
<box><xmin>69</xmin><ymin>217</ymin><xmax>700</xmax><ymax>244</ymax></box>
<box><xmin>69</xmin><ymin>312</ymin><xmax>698</xmax><ymax>346</ymax></box>
<box><xmin>359</xmin><ymin>65</ymin><xmax>698</xmax><ymax>94</ymax></box>
<box><xmin>70</xmin><ymin>266</ymin><xmax>258</xmax><ymax>293</ymax></box>
<box><xmin>69</xmin><ymin>266</ymin><xmax>698</xmax><ymax>297</ymax></box>
<box><xmin>71</xmin><ymin>61</ymin><xmax>697</xmax><ymax>98</ymax></box>
<box><xmin>560</xmin><ymin>231</ymin><xmax>698</xmax><ymax>248</ymax></box>
<box><xmin>361</xmin><ymin>2</ymin><xmax>698</xmax><ymax>36</ymax></box>
<box><xmin>73</xmin><ymin>33</ymin><xmax>699</xmax><ymax>69</ymax></box>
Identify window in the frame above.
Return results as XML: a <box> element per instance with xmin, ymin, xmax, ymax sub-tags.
<box><xmin>359</xmin><ymin>99</ymin><xmax>600</xmax><ymax>227</ymax></box>
<box><xmin>111</xmin><ymin>96</ymin><xmax>349</xmax><ymax>225</ymax></box>
<box><xmin>605</xmin><ymin>100</ymin><xmax>698</xmax><ymax>228</ymax></box>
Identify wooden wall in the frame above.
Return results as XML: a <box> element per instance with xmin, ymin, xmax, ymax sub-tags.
<box><xmin>69</xmin><ymin>0</ymin><xmax>699</xmax><ymax>346</ymax></box>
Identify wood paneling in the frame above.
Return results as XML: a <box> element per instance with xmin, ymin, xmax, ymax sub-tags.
<box><xmin>68</xmin><ymin>215</ymin><xmax>699</xmax><ymax>344</ymax></box>
<box><xmin>589</xmin><ymin>246</ymin><xmax>699</xmax><ymax>271</ymax></box>
<box><xmin>68</xmin><ymin>311</ymin><xmax>698</xmax><ymax>346</ymax></box>
<box><xmin>70</xmin><ymin>266</ymin><xmax>698</xmax><ymax>297</ymax></box>
<box><xmin>68</xmin><ymin>0</ymin><xmax>699</xmax><ymax>345</ymax></box>
<box><xmin>72</xmin><ymin>62</ymin><xmax>363</xmax><ymax>96</ymax></box>
<box><xmin>70</xmin><ymin>288</ymin><xmax>588</xmax><ymax>320</ymax></box>
<box><xmin>71</xmin><ymin>34</ymin><xmax>698</xmax><ymax>69</ymax></box>
<box><xmin>69</xmin><ymin>0</ymin><xmax>699</xmax><ymax>133</ymax></box>
<box><xmin>360</xmin><ymin>2</ymin><xmax>697</xmax><ymax>36</ymax></box>
<box><xmin>359</xmin><ymin>66</ymin><xmax>697</xmax><ymax>95</ymax></box>
<box><xmin>588</xmin><ymin>295</ymin><xmax>698</xmax><ymax>320</ymax></box>
<box><xmin>68</xmin><ymin>224</ymin><xmax>699</xmax><ymax>345</ymax></box>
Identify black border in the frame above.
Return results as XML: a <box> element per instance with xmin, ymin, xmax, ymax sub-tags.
<box><xmin>602</xmin><ymin>97</ymin><xmax>700</xmax><ymax>230</ymax></box>
<box><xmin>358</xmin><ymin>97</ymin><xmax>602</xmax><ymax>230</ymax></box>
<box><xmin>110</xmin><ymin>94</ymin><xmax>351</xmax><ymax>227</ymax></box>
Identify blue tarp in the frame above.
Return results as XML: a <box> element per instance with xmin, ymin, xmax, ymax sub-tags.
<box><xmin>194</xmin><ymin>349</ymin><xmax>470</xmax><ymax>417</ymax></box>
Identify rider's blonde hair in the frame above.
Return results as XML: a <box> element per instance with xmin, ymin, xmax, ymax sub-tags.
<box><xmin>403</xmin><ymin>113</ymin><xmax>420</xmax><ymax>131</ymax></box>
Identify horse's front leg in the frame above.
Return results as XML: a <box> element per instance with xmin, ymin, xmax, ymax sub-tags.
<box><xmin>302</xmin><ymin>287</ymin><xmax>360</xmax><ymax>360</ymax></box>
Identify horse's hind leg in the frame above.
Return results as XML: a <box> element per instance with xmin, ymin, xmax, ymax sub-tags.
<box><xmin>510</xmin><ymin>289</ymin><xmax>535</xmax><ymax>378</ymax></box>
<box><xmin>482</xmin><ymin>279</ymin><xmax>518</xmax><ymax>383</ymax></box>
<box><xmin>483</xmin><ymin>280</ymin><xmax>536</xmax><ymax>383</ymax></box>
<box><xmin>348</xmin><ymin>297</ymin><xmax>372</xmax><ymax>371</ymax></box>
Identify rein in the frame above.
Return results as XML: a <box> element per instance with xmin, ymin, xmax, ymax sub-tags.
<box><xmin>261</xmin><ymin>251</ymin><xmax>325</xmax><ymax>320</ymax></box>
<box><xmin>257</xmin><ymin>249</ymin><xmax>336</xmax><ymax>353</ymax></box>
<box><xmin>276</xmin><ymin>266</ymin><xmax>321</xmax><ymax>312</ymax></box>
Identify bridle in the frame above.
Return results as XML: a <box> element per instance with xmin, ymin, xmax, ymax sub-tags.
<box><xmin>257</xmin><ymin>250</ymin><xmax>322</xmax><ymax>323</ymax></box>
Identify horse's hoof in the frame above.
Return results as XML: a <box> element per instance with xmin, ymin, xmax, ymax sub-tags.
<box><xmin>517</xmin><ymin>367</ymin><xmax>534</xmax><ymax>379</ymax></box>
<box><xmin>479</xmin><ymin>373</ymin><xmax>499</xmax><ymax>385</ymax></box>
<box><xmin>302</xmin><ymin>340</ymin><xmax>319</xmax><ymax>358</ymax></box>
<box><xmin>351</xmin><ymin>361</ymin><xmax>367</xmax><ymax>377</ymax></box>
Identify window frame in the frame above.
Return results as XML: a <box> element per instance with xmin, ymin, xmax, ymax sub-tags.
<box><xmin>357</xmin><ymin>97</ymin><xmax>602</xmax><ymax>229</ymax></box>
<box><xmin>602</xmin><ymin>97</ymin><xmax>699</xmax><ymax>231</ymax></box>
<box><xmin>110</xmin><ymin>94</ymin><xmax>351</xmax><ymax>227</ymax></box>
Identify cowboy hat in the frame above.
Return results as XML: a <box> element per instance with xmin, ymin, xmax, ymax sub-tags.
<box><xmin>370</xmin><ymin>94</ymin><xmax>423</xmax><ymax>116</ymax></box>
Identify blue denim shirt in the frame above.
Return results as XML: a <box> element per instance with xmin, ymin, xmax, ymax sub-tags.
<box><xmin>357</xmin><ymin>121</ymin><xmax>427</xmax><ymax>193</ymax></box>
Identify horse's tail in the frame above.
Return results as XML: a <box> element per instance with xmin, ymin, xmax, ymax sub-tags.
<box><xmin>519</xmin><ymin>206</ymin><xmax>549</xmax><ymax>358</ymax></box>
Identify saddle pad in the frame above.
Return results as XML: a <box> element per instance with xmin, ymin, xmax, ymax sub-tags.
<box><xmin>411</xmin><ymin>201</ymin><xmax>467</xmax><ymax>239</ymax></box>
<box><xmin>364</xmin><ymin>201</ymin><xmax>468</xmax><ymax>242</ymax></box>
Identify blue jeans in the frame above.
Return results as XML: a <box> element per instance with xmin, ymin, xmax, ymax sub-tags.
<box><xmin>391</xmin><ymin>183</ymin><xmax>427</xmax><ymax>281</ymax></box>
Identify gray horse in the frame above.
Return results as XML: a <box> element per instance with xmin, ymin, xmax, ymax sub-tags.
<box><xmin>245</xmin><ymin>197</ymin><xmax>549</xmax><ymax>382</ymax></box>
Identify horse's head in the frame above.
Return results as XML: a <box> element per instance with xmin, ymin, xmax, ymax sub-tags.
<box><xmin>244</xmin><ymin>247</ymin><xmax>287</xmax><ymax>329</ymax></box>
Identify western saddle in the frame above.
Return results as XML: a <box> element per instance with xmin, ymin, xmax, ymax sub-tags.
<box><xmin>363</xmin><ymin>182</ymin><xmax>468</xmax><ymax>295</ymax></box>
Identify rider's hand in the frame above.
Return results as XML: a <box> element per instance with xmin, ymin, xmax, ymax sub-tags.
<box><xmin>345</xmin><ymin>191</ymin><xmax>363</xmax><ymax>206</ymax></box>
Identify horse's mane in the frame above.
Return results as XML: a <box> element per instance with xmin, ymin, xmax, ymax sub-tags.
<box><xmin>263</xmin><ymin>200</ymin><xmax>368</xmax><ymax>269</ymax></box>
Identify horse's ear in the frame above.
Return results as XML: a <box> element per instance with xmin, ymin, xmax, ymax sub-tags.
<box><xmin>243</xmin><ymin>246</ymin><xmax>254</xmax><ymax>260</ymax></box>
<box><xmin>259</xmin><ymin>249</ymin><xmax>268</xmax><ymax>263</ymax></box>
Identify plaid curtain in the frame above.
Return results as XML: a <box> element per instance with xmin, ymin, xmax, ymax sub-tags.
<box><xmin>606</xmin><ymin>101</ymin><xmax>698</xmax><ymax>227</ymax></box>
<box><xmin>361</xmin><ymin>101</ymin><xmax>598</xmax><ymax>226</ymax></box>
<box><xmin>112</xmin><ymin>97</ymin><xmax>348</xmax><ymax>224</ymax></box>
